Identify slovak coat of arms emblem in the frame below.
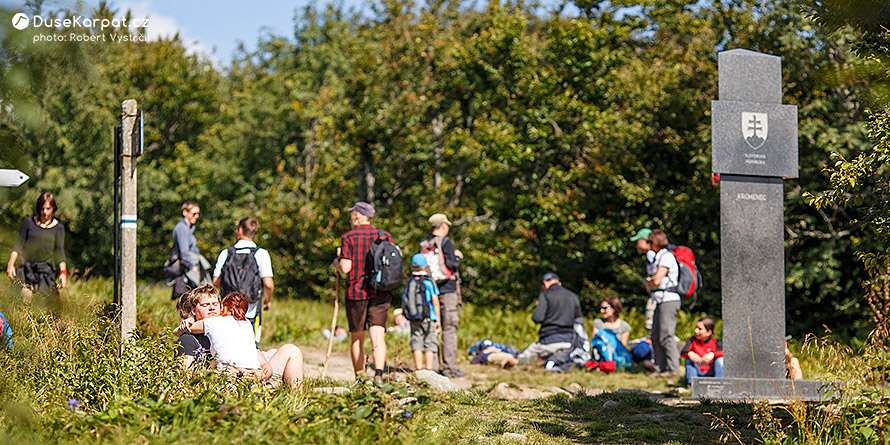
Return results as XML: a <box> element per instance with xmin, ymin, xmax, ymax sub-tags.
<box><xmin>742</xmin><ymin>112</ymin><xmax>768</xmax><ymax>149</ymax></box>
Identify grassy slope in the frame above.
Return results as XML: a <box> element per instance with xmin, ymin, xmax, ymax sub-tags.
<box><xmin>0</xmin><ymin>278</ymin><xmax>846</xmax><ymax>443</ymax></box>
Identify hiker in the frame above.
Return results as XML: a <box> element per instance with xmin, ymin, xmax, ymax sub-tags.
<box><xmin>403</xmin><ymin>253</ymin><xmax>441</xmax><ymax>371</ymax></box>
<box><xmin>630</xmin><ymin>228</ymin><xmax>657</xmax><ymax>332</ymax></box>
<box><xmin>645</xmin><ymin>229</ymin><xmax>682</xmax><ymax>378</ymax></box>
<box><xmin>592</xmin><ymin>296</ymin><xmax>631</xmax><ymax>349</ymax></box>
<box><xmin>6</xmin><ymin>192</ymin><xmax>67</xmax><ymax>302</ymax></box>
<box><xmin>516</xmin><ymin>272</ymin><xmax>583</xmax><ymax>367</ymax></box>
<box><xmin>173</xmin><ymin>286</ymin><xmax>303</xmax><ymax>388</ymax></box>
<box><xmin>387</xmin><ymin>309</ymin><xmax>410</xmax><ymax>337</ymax></box>
<box><xmin>333</xmin><ymin>201</ymin><xmax>396</xmax><ymax>384</ymax></box>
<box><xmin>167</xmin><ymin>201</ymin><xmax>211</xmax><ymax>300</ymax></box>
<box><xmin>468</xmin><ymin>339</ymin><xmax>519</xmax><ymax>369</ymax></box>
<box><xmin>212</xmin><ymin>216</ymin><xmax>273</xmax><ymax>346</ymax></box>
<box><xmin>680</xmin><ymin>316</ymin><xmax>724</xmax><ymax>386</ymax></box>
<box><xmin>420</xmin><ymin>213</ymin><xmax>465</xmax><ymax>377</ymax></box>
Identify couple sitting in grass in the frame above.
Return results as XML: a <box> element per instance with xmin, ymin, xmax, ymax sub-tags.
<box><xmin>173</xmin><ymin>285</ymin><xmax>304</xmax><ymax>389</ymax></box>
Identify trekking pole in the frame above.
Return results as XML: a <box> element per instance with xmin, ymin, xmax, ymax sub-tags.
<box><xmin>323</xmin><ymin>249</ymin><xmax>341</xmax><ymax>378</ymax></box>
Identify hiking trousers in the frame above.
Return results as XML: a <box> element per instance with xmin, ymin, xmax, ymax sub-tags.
<box><xmin>652</xmin><ymin>300</ymin><xmax>680</xmax><ymax>373</ymax></box>
<box><xmin>439</xmin><ymin>292</ymin><xmax>460</xmax><ymax>373</ymax></box>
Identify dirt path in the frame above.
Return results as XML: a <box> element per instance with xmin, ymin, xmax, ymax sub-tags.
<box><xmin>300</xmin><ymin>347</ymin><xmax>474</xmax><ymax>389</ymax></box>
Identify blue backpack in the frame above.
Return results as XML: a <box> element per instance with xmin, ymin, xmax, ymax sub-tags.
<box><xmin>590</xmin><ymin>329</ymin><xmax>631</xmax><ymax>370</ymax></box>
<box><xmin>0</xmin><ymin>312</ymin><xmax>13</xmax><ymax>349</ymax></box>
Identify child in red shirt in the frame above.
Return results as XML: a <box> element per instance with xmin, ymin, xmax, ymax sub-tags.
<box><xmin>680</xmin><ymin>317</ymin><xmax>724</xmax><ymax>386</ymax></box>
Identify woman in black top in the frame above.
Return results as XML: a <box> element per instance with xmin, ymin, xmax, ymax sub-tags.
<box><xmin>6</xmin><ymin>192</ymin><xmax>67</xmax><ymax>300</ymax></box>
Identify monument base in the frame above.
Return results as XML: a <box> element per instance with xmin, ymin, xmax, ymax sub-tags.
<box><xmin>691</xmin><ymin>377</ymin><xmax>840</xmax><ymax>401</ymax></box>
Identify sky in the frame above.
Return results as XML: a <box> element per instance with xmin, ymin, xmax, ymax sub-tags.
<box><xmin>2</xmin><ymin>0</ymin><xmax>360</xmax><ymax>64</ymax></box>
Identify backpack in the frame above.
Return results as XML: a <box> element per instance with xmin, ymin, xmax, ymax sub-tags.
<box><xmin>419</xmin><ymin>236</ymin><xmax>452</xmax><ymax>282</ymax></box>
<box><xmin>667</xmin><ymin>245</ymin><xmax>702</xmax><ymax>297</ymax></box>
<box><xmin>590</xmin><ymin>329</ymin><xmax>632</xmax><ymax>370</ymax></box>
<box><xmin>0</xmin><ymin>312</ymin><xmax>12</xmax><ymax>349</ymax></box>
<box><xmin>367</xmin><ymin>229</ymin><xmax>403</xmax><ymax>292</ymax></box>
<box><xmin>401</xmin><ymin>277</ymin><xmax>429</xmax><ymax>321</ymax></box>
<box><xmin>219</xmin><ymin>246</ymin><xmax>263</xmax><ymax>304</ymax></box>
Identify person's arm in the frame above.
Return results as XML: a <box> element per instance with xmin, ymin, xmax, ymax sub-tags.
<box><xmin>262</xmin><ymin>277</ymin><xmax>274</xmax><ymax>310</ymax></box>
<box><xmin>172</xmin><ymin>317</ymin><xmax>195</xmax><ymax>337</ymax></box>
<box><xmin>432</xmin><ymin>290</ymin><xmax>441</xmax><ymax>332</ymax></box>
<box><xmin>440</xmin><ymin>237</ymin><xmax>462</xmax><ymax>270</ymax></box>
<box><xmin>531</xmin><ymin>292</ymin><xmax>548</xmax><ymax>324</ymax></box>
<box><xmin>680</xmin><ymin>338</ymin><xmax>693</xmax><ymax>359</ymax></box>
<box><xmin>257</xmin><ymin>350</ymin><xmax>273</xmax><ymax>380</ymax></box>
<box><xmin>647</xmin><ymin>266</ymin><xmax>669</xmax><ymax>289</ymax></box>
<box><xmin>6</xmin><ymin>251</ymin><xmax>18</xmax><ymax>280</ymax></box>
<box><xmin>187</xmin><ymin>319</ymin><xmax>206</xmax><ymax>334</ymax></box>
<box><xmin>55</xmin><ymin>224</ymin><xmax>67</xmax><ymax>288</ymax></box>
<box><xmin>619</xmin><ymin>329</ymin><xmax>630</xmax><ymax>349</ymax></box>
<box><xmin>336</xmin><ymin>239</ymin><xmax>352</xmax><ymax>274</ymax></box>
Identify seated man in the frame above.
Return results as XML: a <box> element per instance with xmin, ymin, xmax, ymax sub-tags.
<box><xmin>516</xmin><ymin>272</ymin><xmax>583</xmax><ymax>366</ymax></box>
<box><xmin>174</xmin><ymin>289</ymin><xmax>305</xmax><ymax>388</ymax></box>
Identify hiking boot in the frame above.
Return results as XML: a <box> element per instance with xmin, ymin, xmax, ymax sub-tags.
<box><xmin>373</xmin><ymin>369</ymin><xmax>385</xmax><ymax>386</ymax></box>
<box><xmin>441</xmin><ymin>368</ymin><xmax>467</xmax><ymax>378</ymax></box>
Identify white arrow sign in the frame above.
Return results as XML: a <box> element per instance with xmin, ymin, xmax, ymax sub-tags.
<box><xmin>0</xmin><ymin>169</ymin><xmax>30</xmax><ymax>187</ymax></box>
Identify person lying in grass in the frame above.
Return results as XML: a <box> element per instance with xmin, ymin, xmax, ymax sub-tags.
<box><xmin>173</xmin><ymin>285</ymin><xmax>303</xmax><ymax>388</ymax></box>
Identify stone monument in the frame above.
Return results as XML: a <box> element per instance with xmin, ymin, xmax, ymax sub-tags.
<box><xmin>692</xmin><ymin>49</ymin><xmax>836</xmax><ymax>400</ymax></box>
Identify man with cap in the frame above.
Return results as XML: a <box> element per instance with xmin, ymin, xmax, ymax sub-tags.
<box><xmin>630</xmin><ymin>228</ymin><xmax>657</xmax><ymax>332</ymax></box>
<box><xmin>420</xmin><ymin>213</ymin><xmax>465</xmax><ymax>377</ymax></box>
<box><xmin>333</xmin><ymin>201</ymin><xmax>395</xmax><ymax>384</ymax></box>
<box><xmin>516</xmin><ymin>273</ymin><xmax>583</xmax><ymax>367</ymax></box>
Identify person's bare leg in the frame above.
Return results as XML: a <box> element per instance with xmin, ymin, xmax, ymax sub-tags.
<box><xmin>368</xmin><ymin>325</ymin><xmax>386</xmax><ymax>372</ymax></box>
<box><xmin>413</xmin><ymin>350</ymin><xmax>423</xmax><ymax>370</ymax></box>
<box><xmin>269</xmin><ymin>344</ymin><xmax>304</xmax><ymax>388</ymax></box>
<box><xmin>350</xmin><ymin>331</ymin><xmax>365</xmax><ymax>374</ymax></box>
<box><xmin>425</xmin><ymin>351</ymin><xmax>434</xmax><ymax>370</ymax></box>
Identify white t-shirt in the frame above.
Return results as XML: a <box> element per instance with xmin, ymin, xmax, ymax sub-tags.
<box><xmin>213</xmin><ymin>240</ymin><xmax>273</xmax><ymax>318</ymax></box>
<box><xmin>651</xmin><ymin>249</ymin><xmax>680</xmax><ymax>303</ymax></box>
<box><xmin>202</xmin><ymin>316</ymin><xmax>261</xmax><ymax>369</ymax></box>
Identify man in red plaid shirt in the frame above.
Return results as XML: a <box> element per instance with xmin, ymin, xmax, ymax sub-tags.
<box><xmin>334</xmin><ymin>202</ymin><xmax>395</xmax><ymax>382</ymax></box>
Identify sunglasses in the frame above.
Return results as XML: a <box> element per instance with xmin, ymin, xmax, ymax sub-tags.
<box><xmin>600</xmin><ymin>305</ymin><xmax>611</xmax><ymax>310</ymax></box>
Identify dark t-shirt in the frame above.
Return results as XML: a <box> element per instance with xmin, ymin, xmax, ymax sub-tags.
<box><xmin>175</xmin><ymin>333</ymin><xmax>211</xmax><ymax>357</ymax></box>
<box><xmin>13</xmin><ymin>217</ymin><xmax>66</xmax><ymax>265</ymax></box>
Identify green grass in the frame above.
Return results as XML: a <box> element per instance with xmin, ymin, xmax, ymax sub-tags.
<box><xmin>0</xmin><ymin>277</ymin><xmax>886</xmax><ymax>443</ymax></box>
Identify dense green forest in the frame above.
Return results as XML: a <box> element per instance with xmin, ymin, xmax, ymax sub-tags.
<box><xmin>0</xmin><ymin>0</ymin><xmax>881</xmax><ymax>338</ymax></box>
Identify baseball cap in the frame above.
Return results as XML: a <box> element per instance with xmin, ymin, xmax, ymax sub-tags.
<box><xmin>411</xmin><ymin>253</ymin><xmax>428</xmax><ymax>268</ymax></box>
<box><xmin>629</xmin><ymin>228</ymin><xmax>652</xmax><ymax>242</ymax></box>
<box><xmin>348</xmin><ymin>201</ymin><xmax>375</xmax><ymax>218</ymax></box>
<box><xmin>428</xmin><ymin>213</ymin><xmax>452</xmax><ymax>226</ymax></box>
<box><xmin>542</xmin><ymin>272</ymin><xmax>559</xmax><ymax>283</ymax></box>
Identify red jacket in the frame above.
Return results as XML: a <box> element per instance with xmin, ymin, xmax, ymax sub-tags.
<box><xmin>680</xmin><ymin>336</ymin><xmax>723</xmax><ymax>373</ymax></box>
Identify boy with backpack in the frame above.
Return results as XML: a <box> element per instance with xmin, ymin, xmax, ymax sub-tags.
<box><xmin>212</xmin><ymin>216</ymin><xmax>274</xmax><ymax>347</ymax></box>
<box><xmin>402</xmin><ymin>254</ymin><xmax>441</xmax><ymax>371</ymax></box>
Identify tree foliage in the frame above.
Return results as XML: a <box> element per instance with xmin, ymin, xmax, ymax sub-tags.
<box><xmin>0</xmin><ymin>0</ymin><xmax>878</xmax><ymax>338</ymax></box>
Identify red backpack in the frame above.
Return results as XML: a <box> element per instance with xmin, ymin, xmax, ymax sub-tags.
<box><xmin>668</xmin><ymin>245</ymin><xmax>702</xmax><ymax>297</ymax></box>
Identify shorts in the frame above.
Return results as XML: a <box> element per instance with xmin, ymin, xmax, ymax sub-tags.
<box><xmin>410</xmin><ymin>319</ymin><xmax>438</xmax><ymax>352</ymax></box>
<box><xmin>345</xmin><ymin>294</ymin><xmax>390</xmax><ymax>333</ymax></box>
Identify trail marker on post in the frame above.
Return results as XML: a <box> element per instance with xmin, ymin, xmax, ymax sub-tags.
<box><xmin>0</xmin><ymin>169</ymin><xmax>29</xmax><ymax>187</ymax></box>
<box><xmin>118</xmin><ymin>100</ymin><xmax>140</xmax><ymax>342</ymax></box>
<box><xmin>693</xmin><ymin>49</ymin><xmax>836</xmax><ymax>400</ymax></box>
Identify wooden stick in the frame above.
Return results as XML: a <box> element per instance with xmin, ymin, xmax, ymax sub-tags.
<box><xmin>323</xmin><ymin>253</ymin><xmax>341</xmax><ymax>378</ymax></box>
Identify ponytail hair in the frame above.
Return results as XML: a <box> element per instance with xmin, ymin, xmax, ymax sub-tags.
<box><xmin>221</xmin><ymin>292</ymin><xmax>250</xmax><ymax>321</ymax></box>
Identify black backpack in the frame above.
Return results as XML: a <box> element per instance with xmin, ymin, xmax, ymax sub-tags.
<box><xmin>366</xmin><ymin>229</ymin><xmax>403</xmax><ymax>292</ymax></box>
<box><xmin>219</xmin><ymin>246</ymin><xmax>263</xmax><ymax>303</ymax></box>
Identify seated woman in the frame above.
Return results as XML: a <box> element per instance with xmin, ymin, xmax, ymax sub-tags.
<box><xmin>590</xmin><ymin>296</ymin><xmax>632</xmax><ymax>369</ymax></box>
<box><xmin>173</xmin><ymin>286</ymin><xmax>303</xmax><ymax>388</ymax></box>
<box><xmin>680</xmin><ymin>316</ymin><xmax>724</xmax><ymax>386</ymax></box>
<box><xmin>592</xmin><ymin>296</ymin><xmax>631</xmax><ymax>348</ymax></box>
